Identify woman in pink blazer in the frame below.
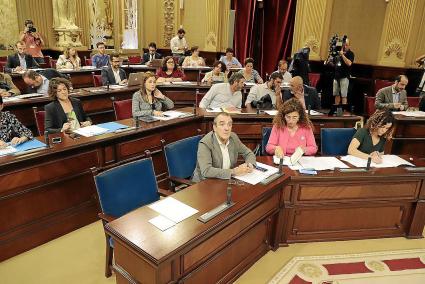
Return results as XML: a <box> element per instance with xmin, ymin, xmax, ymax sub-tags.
<box><xmin>266</xmin><ymin>98</ymin><xmax>317</xmax><ymax>157</ymax></box>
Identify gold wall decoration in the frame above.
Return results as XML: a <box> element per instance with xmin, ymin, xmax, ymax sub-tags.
<box><xmin>384</xmin><ymin>39</ymin><xmax>403</xmax><ymax>59</ymax></box>
<box><xmin>163</xmin><ymin>0</ymin><xmax>175</xmax><ymax>47</ymax></box>
<box><xmin>52</xmin><ymin>0</ymin><xmax>82</xmax><ymax>47</ymax></box>
<box><xmin>204</xmin><ymin>32</ymin><xmax>217</xmax><ymax>51</ymax></box>
<box><xmin>89</xmin><ymin>0</ymin><xmax>114</xmax><ymax>48</ymax></box>
<box><xmin>0</xmin><ymin>0</ymin><xmax>20</xmax><ymax>50</ymax></box>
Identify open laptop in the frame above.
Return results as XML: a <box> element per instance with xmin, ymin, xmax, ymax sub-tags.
<box><xmin>149</xmin><ymin>59</ymin><xmax>163</xmax><ymax>68</ymax></box>
<box><xmin>127</xmin><ymin>72</ymin><xmax>145</xmax><ymax>86</ymax></box>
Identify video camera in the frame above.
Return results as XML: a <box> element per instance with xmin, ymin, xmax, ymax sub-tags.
<box><xmin>328</xmin><ymin>34</ymin><xmax>347</xmax><ymax>57</ymax></box>
<box><xmin>27</xmin><ymin>26</ymin><xmax>37</xmax><ymax>33</ymax></box>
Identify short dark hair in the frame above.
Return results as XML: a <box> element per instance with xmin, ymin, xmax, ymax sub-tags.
<box><xmin>213</xmin><ymin>112</ymin><xmax>232</xmax><ymax>125</ymax></box>
<box><xmin>47</xmin><ymin>78</ymin><xmax>72</xmax><ymax>100</ymax></box>
<box><xmin>278</xmin><ymin>59</ymin><xmax>288</xmax><ymax>66</ymax></box>
<box><xmin>178</xmin><ymin>28</ymin><xmax>185</xmax><ymax>34</ymax></box>
<box><xmin>212</xmin><ymin>60</ymin><xmax>225</xmax><ymax>72</ymax></box>
<box><xmin>148</xmin><ymin>42</ymin><xmax>157</xmax><ymax>49</ymax></box>
<box><xmin>244</xmin><ymin>57</ymin><xmax>254</xmax><ymax>66</ymax></box>
<box><xmin>96</xmin><ymin>42</ymin><xmax>105</xmax><ymax>48</ymax></box>
<box><xmin>22</xmin><ymin>70</ymin><xmax>41</xmax><ymax>80</ymax></box>
<box><xmin>161</xmin><ymin>56</ymin><xmax>177</xmax><ymax>72</ymax></box>
<box><xmin>270</xmin><ymin>71</ymin><xmax>283</xmax><ymax>81</ymax></box>
<box><xmin>225</xmin><ymin>48</ymin><xmax>234</xmax><ymax>54</ymax></box>
<box><xmin>110</xmin><ymin>52</ymin><xmax>120</xmax><ymax>61</ymax></box>
<box><xmin>191</xmin><ymin>46</ymin><xmax>199</xmax><ymax>53</ymax></box>
<box><xmin>24</xmin><ymin>19</ymin><xmax>33</xmax><ymax>26</ymax></box>
<box><xmin>0</xmin><ymin>95</ymin><xmax>3</xmax><ymax>105</ymax></box>
<box><xmin>15</xmin><ymin>40</ymin><xmax>25</xmax><ymax>47</ymax></box>
<box><xmin>229</xmin><ymin>72</ymin><xmax>245</xmax><ymax>85</ymax></box>
<box><xmin>395</xmin><ymin>75</ymin><xmax>408</xmax><ymax>82</ymax></box>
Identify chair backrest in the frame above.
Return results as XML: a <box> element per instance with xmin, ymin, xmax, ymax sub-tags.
<box><xmin>364</xmin><ymin>95</ymin><xmax>376</xmax><ymax>117</ymax></box>
<box><xmin>321</xmin><ymin>128</ymin><xmax>357</xmax><ymax>155</ymax></box>
<box><xmin>128</xmin><ymin>56</ymin><xmax>141</xmax><ymax>64</ymax></box>
<box><xmin>308</xmin><ymin>73</ymin><xmax>320</xmax><ymax>88</ymax></box>
<box><xmin>51</xmin><ymin>59</ymin><xmax>57</xmax><ymax>69</ymax></box>
<box><xmin>164</xmin><ymin>135</ymin><xmax>203</xmax><ymax>179</ymax></box>
<box><xmin>261</xmin><ymin>127</ymin><xmax>272</xmax><ymax>156</ymax></box>
<box><xmin>407</xmin><ymin>97</ymin><xmax>420</xmax><ymax>108</ymax></box>
<box><xmin>94</xmin><ymin>158</ymin><xmax>159</xmax><ymax>217</ymax></box>
<box><xmin>113</xmin><ymin>99</ymin><xmax>132</xmax><ymax>120</ymax></box>
<box><xmin>92</xmin><ymin>73</ymin><xmax>103</xmax><ymax>87</ymax></box>
<box><xmin>33</xmin><ymin>107</ymin><xmax>46</xmax><ymax>136</ymax></box>
<box><xmin>0</xmin><ymin>61</ymin><xmax>6</xmax><ymax>72</ymax></box>
<box><xmin>85</xmin><ymin>57</ymin><xmax>93</xmax><ymax>66</ymax></box>
<box><xmin>374</xmin><ymin>79</ymin><xmax>392</xmax><ymax>95</ymax></box>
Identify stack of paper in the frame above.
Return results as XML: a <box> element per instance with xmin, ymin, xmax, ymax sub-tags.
<box><xmin>392</xmin><ymin>111</ymin><xmax>425</xmax><ymax>117</ymax></box>
<box><xmin>273</xmin><ymin>156</ymin><xmax>349</xmax><ymax>171</ymax></box>
<box><xmin>73</xmin><ymin>125</ymin><xmax>109</xmax><ymax>137</ymax></box>
<box><xmin>234</xmin><ymin>162</ymin><xmax>279</xmax><ymax>185</ymax></box>
<box><xmin>265</xmin><ymin>110</ymin><xmax>278</xmax><ymax>116</ymax></box>
<box><xmin>0</xmin><ymin>146</ymin><xmax>17</xmax><ymax>157</ymax></box>
<box><xmin>153</xmin><ymin>110</ymin><xmax>192</xmax><ymax>121</ymax></box>
<box><xmin>340</xmin><ymin>155</ymin><xmax>414</xmax><ymax>168</ymax></box>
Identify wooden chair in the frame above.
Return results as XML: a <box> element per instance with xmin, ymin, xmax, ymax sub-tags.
<box><xmin>32</xmin><ymin>107</ymin><xmax>46</xmax><ymax>136</ymax></box>
<box><xmin>112</xmin><ymin>98</ymin><xmax>132</xmax><ymax>120</ymax></box>
<box><xmin>128</xmin><ymin>55</ymin><xmax>141</xmax><ymax>64</ymax></box>
<box><xmin>92</xmin><ymin>72</ymin><xmax>102</xmax><ymax>87</ymax></box>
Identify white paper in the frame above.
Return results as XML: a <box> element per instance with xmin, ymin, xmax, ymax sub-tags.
<box><xmin>205</xmin><ymin>107</ymin><xmax>222</xmax><ymax>113</ymax></box>
<box><xmin>340</xmin><ymin>155</ymin><xmax>414</xmax><ymax>168</ymax></box>
<box><xmin>234</xmin><ymin>162</ymin><xmax>279</xmax><ymax>185</ymax></box>
<box><xmin>0</xmin><ymin>146</ymin><xmax>17</xmax><ymax>156</ymax></box>
<box><xmin>392</xmin><ymin>111</ymin><xmax>425</xmax><ymax>117</ymax></box>
<box><xmin>128</xmin><ymin>64</ymin><xmax>149</xmax><ymax>68</ymax></box>
<box><xmin>148</xmin><ymin>197</ymin><xmax>198</xmax><ymax>223</ymax></box>
<box><xmin>153</xmin><ymin>110</ymin><xmax>188</xmax><ymax>121</ymax></box>
<box><xmin>305</xmin><ymin>110</ymin><xmax>323</xmax><ymax>116</ymax></box>
<box><xmin>273</xmin><ymin>156</ymin><xmax>302</xmax><ymax>170</ymax></box>
<box><xmin>2</xmin><ymin>97</ymin><xmax>20</xmax><ymax>102</ymax></box>
<box><xmin>73</xmin><ymin>125</ymin><xmax>109</xmax><ymax>137</ymax></box>
<box><xmin>108</xmin><ymin>85</ymin><xmax>127</xmax><ymax>89</ymax></box>
<box><xmin>15</xmin><ymin>93</ymin><xmax>45</xmax><ymax>99</ymax></box>
<box><xmin>265</xmin><ymin>110</ymin><xmax>278</xmax><ymax>116</ymax></box>
<box><xmin>80</xmin><ymin>66</ymin><xmax>96</xmax><ymax>69</ymax></box>
<box><xmin>148</xmin><ymin>215</ymin><xmax>176</xmax><ymax>231</ymax></box>
<box><xmin>171</xmin><ymin>81</ymin><xmax>197</xmax><ymax>85</ymax></box>
<box><xmin>244</xmin><ymin>82</ymin><xmax>256</xmax><ymax>87</ymax></box>
<box><xmin>298</xmin><ymin>156</ymin><xmax>349</xmax><ymax>170</ymax></box>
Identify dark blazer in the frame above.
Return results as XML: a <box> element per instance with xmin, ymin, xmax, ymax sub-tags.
<box><xmin>44</xmin><ymin>97</ymin><xmax>90</xmax><ymax>134</ymax></box>
<box><xmin>142</xmin><ymin>52</ymin><xmax>162</xmax><ymax>64</ymax></box>
<box><xmin>40</xmin><ymin>68</ymin><xmax>69</xmax><ymax>80</ymax></box>
<box><xmin>283</xmin><ymin>85</ymin><xmax>321</xmax><ymax>110</ymax></box>
<box><xmin>101</xmin><ymin>67</ymin><xmax>127</xmax><ymax>85</ymax></box>
<box><xmin>419</xmin><ymin>96</ymin><xmax>425</xmax><ymax>112</ymax></box>
<box><xmin>5</xmin><ymin>53</ymin><xmax>39</xmax><ymax>72</ymax></box>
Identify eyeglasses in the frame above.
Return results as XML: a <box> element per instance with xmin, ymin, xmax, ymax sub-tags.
<box><xmin>166</xmin><ymin>61</ymin><xmax>175</xmax><ymax>64</ymax></box>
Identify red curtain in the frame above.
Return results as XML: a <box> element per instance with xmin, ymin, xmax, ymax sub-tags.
<box><xmin>232</xmin><ymin>0</ymin><xmax>297</xmax><ymax>77</ymax></box>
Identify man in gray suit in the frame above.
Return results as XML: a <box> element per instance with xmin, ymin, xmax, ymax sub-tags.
<box><xmin>375</xmin><ymin>75</ymin><xmax>409</xmax><ymax>111</ymax></box>
<box><xmin>101</xmin><ymin>53</ymin><xmax>127</xmax><ymax>86</ymax></box>
<box><xmin>192</xmin><ymin>112</ymin><xmax>256</xmax><ymax>182</ymax></box>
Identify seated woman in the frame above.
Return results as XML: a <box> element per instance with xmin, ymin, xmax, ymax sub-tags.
<box><xmin>56</xmin><ymin>47</ymin><xmax>81</xmax><ymax>70</ymax></box>
<box><xmin>45</xmin><ymin>78</ymin><xmax>91</xmax><ymax>134</ymax></box>
<box><xmin>0</xmin><ymin>72</ymin><xmax>21</xmax><ymax>96</ymax></box>
<box><xmin>132</xmin><ymin>71</ymin><xmax>174</xmax><ymax>118</ymax></box>
<box><xmin>201</xmin><ymin>61</ymin><xmax>228</xmax><ymax>84</ymax></box>
<box><xmin>182</xmin><ymin>46</ymin><xmax>206</xmax><ymax>67</ymax></box>
<box><xmin>348</xmin><ymin>109</ymin><xmax>394</xmax><ymax>164</ymax></box>
<box><xmin>266</xmin><ymin>98</ymin><xmax>317</xmax><ymax>157</ymax></box>
<box><xmin>219</xmin><ymin>47</ymin><xmax>242</xmax><ymax>69</ymax></box>
<box><xmin>237</xmin><ymin>58</ymin><xmax>263</xmax><ymax>84</ymax></box>
<box><xmin>0</xmin><ymin>95</ymin><xmax>33</xmax><ymax>148</ymax></box>
<box><xmin>156</xmin><ymin>56</ymin><xmax>186</xmax><ymax>83</ymax></box>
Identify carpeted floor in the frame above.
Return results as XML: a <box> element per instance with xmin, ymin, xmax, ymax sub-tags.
<box><xmin>1</xmin><ymin>221</ymin><xmax>425</xmax><ymax>284</ymax></box>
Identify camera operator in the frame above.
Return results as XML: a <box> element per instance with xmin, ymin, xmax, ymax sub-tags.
<box><xmin>19</xmin><ymin>19</ymin><xmax>45</xmax><ymax>64</ymax></box>
<box><xmin>326</xmin><ymin>37</ymin><xmax>354</xmax><ymax>105</ymax></box>
<box><xmin>415</xmin><ymin>53</ymin><xmax>425</xmax><ymax>97</ymax></box>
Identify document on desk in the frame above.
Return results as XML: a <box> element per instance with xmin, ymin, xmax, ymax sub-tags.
<box><xmin>96</xmin><ymin>122</ymin><xmax>129</xmax><ymax>132</ymax></box>
<box><xmin>305</xmin><ymin>110</ymin><xmax>323</xmax><ymax>116</ymax></box>
<box><xmin>392</xmin><ymin>111</ymin><xmax>425</xmax><ymax>117</ymax></box>
<box><xmin>0</xmin><ymin>146</ymin><xmax>17</xmax><ymax>157</ymax></box>
<box><xmin>171</xmin><ymin>81</ymin><xmax>197</xmax><ymax>85</ymax></box>
<box><xmin>234</xmin><ymin>162</ymin><xmax>279</xmax><ymax>185</ymax></box>
<box><xmin>340</xmin><ymin>155</ymin><xmax>414</xmax><ymax>168</ymax></box>
<box><xmin>297</xmin><ymin>156</ymin><xmax>349</xmax><ymax>170</ymax></box>
<box><xmin>148</xmin><ymin>215</ymin><xmax>176</xmax><ymax>231</ymax></box>
<box><xmin>148</xmin><ymin>197</ymin><xmax>198</xmax><ymax>223</ymax></box>
<box><xmin>206</xmin><ymin>107</ymin><xmax>223</xmax><ymax>113</ymax></box>
<box><xmin>153</xmin><ymin>110</ymin><xmax>192</xmax><ymax>121</ymax></box>
<box><xmin>265</xmin><ymin>110</ymin><xmax>278</xmax><ymax>116</ymax></box>
<box><xmin>73</xmin><ymin>125</ymin><xmax>109</xmax><ymax>137</ymax></box>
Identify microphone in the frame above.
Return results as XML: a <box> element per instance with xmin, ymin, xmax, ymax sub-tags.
<box><xmin>307</xmin><ymin>104</ymin><xmax>311</xmax><ymax>115</ymax></box>
<box><xmin>351</xmin><ymin>105</ymin><xmax>355</xmax><ymax>114</ymax></box>
<box><xmin>256</xmin><ymin>102</ymin><xmax>260</xmax><ymax>114</ymax></box>
<box><xmin>279</xmin><ymin>158</ymin><xmax>283</xmax><ymax>173</ymax></box>
<box><xmin>226</xmin><ymin>181</ymin><xmax>232</xmax><ymax>205</ymax></box>
<box><xmin>193</xmin><ymin>103</ymin><xmax>197</xmax><ymax>115</ymax></box>
<box><xmin>135</xmin><ymin>117</ymin><xmax>140</xmax><ymax>129</ymax></box>
<box><xmin>366</xmin><ymin>157</ymin><xmax>371</xmax><ymax>171</ymax></box>
<box><xmin>44</xmin><ymin>131</ymin><xmax>50</xmax><ymax>148</ymax></box>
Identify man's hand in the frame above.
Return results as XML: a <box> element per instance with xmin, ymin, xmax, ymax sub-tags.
<box><xmin>0</xmin><ymin>90</ymin><xmax>10</xmax><ymax>97</ymax></box>
<box><xmin>153</xmin><ymin>110</ymin><xmax>163</xmax><ymax>116</ymax></box>
<box><xmin>61</xmin><ymin>122</ymin><xmax>71</xmax><ymax>132</ymax></box>
<box><xmin>393</xmin><ymin>102</ymin><xmax>401</xmax><ymax>110</ymax></box>
<box><xmin>232</xmin><ymin>163</ymin><xmax>253</xmax><ymax>176</ymax></box>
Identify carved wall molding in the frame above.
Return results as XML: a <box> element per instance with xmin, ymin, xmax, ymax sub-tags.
<box><xmin>384</xmin><ymin>39</ymin><xmax>403</xmax><ymax>59</ymax></box>
<box><xmin>163</xmin><ymin>0</ymin><xmax>175</xmax><ymax>47</ymax></box>
<box><xmin>304</xmin><ymin>36</ymin><xmax>319</xmax><ymax>54</ymax></box>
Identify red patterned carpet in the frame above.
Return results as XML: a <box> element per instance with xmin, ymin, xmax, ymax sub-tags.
<box><xmin>268</xmin><ymin>249</ymin><xmax>425</xmax><ymax>284</ymax></box>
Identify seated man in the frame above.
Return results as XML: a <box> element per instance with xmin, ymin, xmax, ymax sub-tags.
<box><xmin>142</xmin><ymin>42</ymin><xmax>162</xmax><ymax>65</ymax></box>
<box><xmin>199</xmin><ymin>73</ymin><xmax>245</xmax><ymax>109</ymax></box>
<box><xmin>5</xmin><ymin>41</ymin><xmax>39</xmax><ymax>73</ymax></box>
<box><xmin>91</xmin><ymin>42</ymin><xmax>110</xmax><ymax>68</ymax></box>
<box><xmin>0</xmin><ymin>72</ymin><xmax>21</xmax><ymax>96</ymax></box>
<box><xmin>245</xmin><ymin>72</ymin><xmax>283</xmax><ymax>111</ymax></box>
<box><xmin>275</xmin><ymin>59</ymin><xmax>292</xmax><ymax>83</ymax></box>
<box><xmin>375</xmin><ymin>75</ymin><xmax>408</xmax><ymax>111</ymax></box>
<box><xmin>192</xmin><ymin>112</ymin><xmax>256</xmax><ymax>182</ymax></box>
<box><xmin>22</xmin><ymin>70</ymin><xmax>50</xmax><ymax>94</ymax></box>
<box><xmin>283</xmin><ymin>76</ymin><xmax>320</xmax><ymax>110</ymax></box>
<box><xmin>101</xmin><ymin>53</ymin><xmax>127</xmax><ymax>86</ymax></box>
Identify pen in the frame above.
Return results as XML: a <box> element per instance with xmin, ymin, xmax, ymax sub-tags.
<box><xmin>254</xmin><ymin>165</ymin><xmax>268</xmax><ymax>172</ymax></box>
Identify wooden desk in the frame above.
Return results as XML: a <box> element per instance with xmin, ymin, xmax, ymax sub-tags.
<box><xmin>386</xmin><ymin>114</ymin><xmax>425</xmax><ymax>157</ymax></box>
<box><xmin>106</xmin><ymin>156</ymin><xmax>425</xmax><ymax>284</ymax></box>
<box><xmin>0</xmin><ymin>116</ymin><xmax>202</xmax><ymax>261</ymax></box>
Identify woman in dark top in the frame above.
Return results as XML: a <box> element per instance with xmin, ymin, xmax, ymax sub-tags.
<box><xmin>348</xmin><ymin>109</ymin><xmax>394</xmax><ymax>164</ymax></box>
<box><xmin>0</xmin><ymin>95</ymin><xmax>33</xmax><ymax>148</ymax></box>
<box><xmin>44</xmin><ymin>78</ymin><xmax>91</xmax><ymax>134</ymax></box>
<box><xmin>156</xmin><ymin>56</ymin><xmax>186</xmax><ymax>83</ymax></box>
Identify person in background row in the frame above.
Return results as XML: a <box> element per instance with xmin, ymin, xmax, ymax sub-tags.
<box><xmin>22</xmin><ymin>70</ymin><xmax>50</xmax><ymax>94</ymax></box>
<box><xmin>245</xmin><ymin>72</ymin><xmax>283</xmax><ymax>111</ymax></box>
<box><xmin>219</xmin><ymin>48</ymin><xmax>242</xmax><ymax>69</ymax></box>
<box><xmin>91</xmin><ymin>42</ymin><xmax>110</xmax><ymax>68</ymax></box>
<box><xmin>132</xmin><ymin>72</ymin><xmax>174</xmax><ymax>118</ymax></box>
<box><xmin>0</xmin><ymin>95</ymin><xmax>33</xmax><ymax>148</ymax></box>
<box><xmin>283</xmin><ymin>76</ymin><xmax>320</xmax><ymax>110</ymax></box>
<box><xmin>275</xmin><ymin>59</ymin><xmax>292</xmax><ymax>83</ymax></box>
<box><xmin>19</xmin><ymin>19</ymin><xmax>44</xmax><ymax>64</ymax></box>
<box><xmin>237</xmin><ymin>58</ymin><xmax>263</xmax><ymax>84</ymax></box>
<box><xmin>156</xmin><ymin>56</ymin><xmax>186</xmax><ymax>83</ymax></box>
<box><xmin>170</xmin><ymin>28</ymin><xmax>188</xmax><ymax>63</ymax></box>
<box><xmin>192</xmin><ymin>112</ymin><xmax>256</xmax><ymax>182</ymax></box>
<box><xmin>5</xmin><ymin>41</ymin><xmax>39</xmax><ymax>73</ymax></box>
<box><xmin>348</xmin><ymin>109</ymin><xmax>394</xmax><ymax>164</ymax></box>
<box><xmin>56</xmin><ymin>47</ymin><xmax>81</xmax><ymax>70</ymax></box>
<box><xmin>375</xmin><ymin>75</ymin><xmax>409</xmax><ymax>111</ymax></box>
<box><xmin>266</xmin><ymin>98</ymin><xmax>317</xmax><ymax>157</ymax></box>
<box><xmin>182</xmin><ymin>46</ymin><xmax>206</xmax><ymax>67</ymax></box>
<box><xmin>142</xmin><ymin>42</ymin><xmax>162</xmax><ymax>65</ymax></box>
<box><xmin>199</xmin><ymin>72</ymin><xmax>245</xmax><ymax>109</ymax></box>
<box><xmin>201</xmin><ymin>61</ymin><xmax>228</xmax><ymax>84</ymax></box>
<box><xmin>0</xmin><ymin>72</ymin><xmax>21</xmax><ymax>97</ymax></box>
<box><xmin>44</xmin><ymin>78</ymin><xmax>91</xmax><ymax>134</ymax></box>
<box><xmin>101</xmin><ymin>53</ymin><xmax>127</xmax><ymax>86</ymax></box>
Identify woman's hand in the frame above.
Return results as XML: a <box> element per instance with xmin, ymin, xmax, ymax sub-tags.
<box><xmin>10</xmin><ymin>136</ymin><xmax>28</xmax><ymax>146</ymax></box>
<box><xmin>0</xmin><ymin>140</ymin><xmax>7</xmax><ymax>149</ymax></box>
<box><xmin>370</xmin><ymin>151</ymin><xmax>383</xmax><ymax>164</ymax></box>
<box><xmin>81</xmin><ymin>121</ymin><xmax>92</xmax><ymax>127</ymax></box>
<box><xmin>61</xmin><ymin>122</ymin><xmax>71</xmax><ymax>132</ymax></box>
<box><xmin>153</xmin><ymin>90</ymin><xmax>165</xmax><ymax>100</ymax></box>
<box><xmin>275</xmin><ymin>146</ymin><xmax>284</xmax><ymax>158</ymax></box>
<box><xmin>153</xmin><ymin>110</ymin><xmax>163</xmax><ymax>117</ymax></box>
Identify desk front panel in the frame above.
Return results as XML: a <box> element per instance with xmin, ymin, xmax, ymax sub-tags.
<box><xmin>389</xmin><ymin>117</ymin><xmax>425</xmax><ymax>157</ymax></box>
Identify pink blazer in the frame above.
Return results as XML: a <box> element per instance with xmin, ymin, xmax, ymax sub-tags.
<box><xmin>266</xmin><ymin>125</ymin><xmax>317</xmax><ymax>156</ymax></box>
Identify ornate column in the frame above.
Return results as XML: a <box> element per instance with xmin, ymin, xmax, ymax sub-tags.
<box><xmin>89</xmin><ymin>0</ymin><xmax>114</xmax><ymax>48</ymax></box>
<box><xmin>377</xmin><ymin>0</ymin><xmax>417</xmax><ymax>67</ymax></box>
<box><xmin>204</xmin><ymin>0</ymin><xmax>230</xmax><ymax>52</ymax></box>
<box><xmin>163</xmin><ymin>0</ymin><xmax>175</xmax><ymax>47</ymax></box>
<box><xmin>292</xmin><ymin>0</ymin><xmax>333</xmax><ymax>60</ymax></box>
<box><xmin>52</xmin><ymin>0</ymin><xmax>82</xmax><ymax>47</ymax></box>
<box><xmin>0</xmin><ymin>0</ymin><xmax>20</xmax><ymax>50</ymax></box>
